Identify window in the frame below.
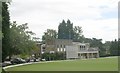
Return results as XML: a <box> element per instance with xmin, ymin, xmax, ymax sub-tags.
<box><xmin>61</xmin><ymin>45</ymin><xmax>62</xmax><ymax>48</ymax></box>
<box><xmin>64</xmin><ymin>48</ymin><xmax>66</xmax><ymax>51</ymax></box>
<box><xmin>57</xmin><ymin>48</ymin><xmax>59</xmax><ymax>52</ymax></box>
<box><xmin>57</xmin><ymin>45</ymin><xmax>59</xmax><ymax>48</ymax></box>
<box><xmin>84</xmin><ymin>46</ymin><xmax>85</xmax><ymax>48</ymax></box>
<box><xmin>82</xmin><ymin>46</ymin><xmax>84</xmax><ymax>48</ymax></box>
<box><xmin>64</xmin><ymin>45</ymin><xmax>66</xmax><ymax>48</ymax></box>
<box><xmin>61</xmin><ymin>48</ymin><xmax>63</xmax><ymax>51</ymax></box>
<box><xmin>80</xmin><ymin>46</ymin><xmax>81</xmax><ymax>48</ymax></box>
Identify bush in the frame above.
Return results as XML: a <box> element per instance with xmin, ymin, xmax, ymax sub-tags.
<box><xmin>42</xmin><ymin>52</ymin><xmax>66</xmax><ymax>61</ymax></box>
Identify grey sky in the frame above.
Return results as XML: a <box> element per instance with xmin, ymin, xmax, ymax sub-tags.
<box><xmin>9</xmin><ymin>0</ymin><xmax>119</xmax><ymax>42</ymax></box>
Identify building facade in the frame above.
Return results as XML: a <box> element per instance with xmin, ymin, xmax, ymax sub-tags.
<box><xmin>41</xmin><ymin>39</ymin><xmax>72</xmax><ymax>53</ymax></box>
<box><xmin>41</xmin><ymin>39</ymin><xmax>99</xmax><ymax>59</ymax></box>
<box><xmin>66</xmin><ymin>42</ymin><xmax>99</xmax><ymax>59</ymax></box>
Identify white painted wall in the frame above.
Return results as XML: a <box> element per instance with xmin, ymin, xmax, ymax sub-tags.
<box><xmin>66</xmin><ymin>45</ymin><xmax>78</xmax><ymax>59</ymax></box>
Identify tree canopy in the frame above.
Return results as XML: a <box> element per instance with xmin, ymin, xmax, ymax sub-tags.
<box><xmin>42</xmin><ymin>29</ymin><xmax>57</xmax><ymax>43</ymax></box>
<box><xmin>58</xmin><ymin>19</ymin><xmax>73</xmax><ymax>39</ymax></box>
<box><xmin>9</xmin><ymin>21</ymin><xmax>39</xmax><ymax>57</ymax></box>
<box><xmin>2</xmin><ymin>2</ymin><xmax>11</xmax><ymax>61</ymax></box>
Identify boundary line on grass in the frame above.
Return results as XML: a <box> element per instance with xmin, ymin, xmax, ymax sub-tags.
<box><xmin>3</xmin><ymin>60</ymin><xmax>74</xmax><ymax>70</ymax></box>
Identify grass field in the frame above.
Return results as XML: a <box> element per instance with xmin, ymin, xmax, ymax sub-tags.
<box><xmin>5</xmin><ymin>57</ymin><xmax>118</xmax><ymax>71</ymax></box>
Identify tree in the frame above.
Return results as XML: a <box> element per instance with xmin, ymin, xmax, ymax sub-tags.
<box><xmin>9</xmin><ymin>21</ymin><xmax>39</xmax><ymax>58</ymax></box>
<box><xmin>73</xmin><ymin>26</ymin><xmax>83</xmax><ymax>42</ymax></box>
<box><xmin>91</xmin><ymin>38</ymin><xmax>104</xmax><ymax>56</ymax></box>
<box><xmin>83</xmin><ymin>38</ymin><xmax>106</xmax><ymax>56</ymax></box>
<box><xmin>42</xmin><ymin>29</ymin><xmax>57</xmax><ymax>43</ymax></box>
<box><xmin>2</xmin><ymin>2</ymin><xmax>11</xmax><ymax>61</ymax></box>
<box><xmin>110</xmin><ymin>39</ymin><xmax>118</xmax><ymax>56</ymax></box>
<box><xmin>58</xmin><ymin>19</ymin><xmax>83</xmax><ymax>41</ymax></box>
<box><xmin>58</xmin><ymin>19</ymin><xmax>73</xmax><ymax>39</ymax></box>
<box><xmin>103</xmin><ymin>41</ymin><xmax>111</xmax><ymax>56</ymax></box>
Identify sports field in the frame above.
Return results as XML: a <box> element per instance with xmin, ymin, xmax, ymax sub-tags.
<box><xmin>5</xmin><ymin>57</ymin><xmax>118</xmax><ymax>71</ymax></box>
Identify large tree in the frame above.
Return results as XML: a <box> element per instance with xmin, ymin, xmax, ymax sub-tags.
<box><xmin>2</xmin><ymin>2</ymin><xmax>11</xmax><ymax>61</ymax></box>
<box><xmin>42</xmin><ymin>29</ymin><xmax>57</xmax><ymax>43</ymax></box>
<box><xmin>58</xmin><ymin>20</ymin><xmax>83</xmax><ymax>41</ymax></box>
<box><xmin>58</xmin><ymin>19</ymin><xmax>73</xmax><ymax>39</ymax></box>
<box><xmin>9</xmin><ymin>21</ymin><xmax>39</xmax><ymax>57</ymax></box>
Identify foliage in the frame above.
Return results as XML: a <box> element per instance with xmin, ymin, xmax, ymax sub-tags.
<box><xmin>2</xmin><ymin>2</ymin><xmax>40</xmax><ymax>61</ymax></box>
<box><xmin>18</xmin><ymin>54</ymin><xmax>30</xmax><ymax>59</ymax></box>
<box><xmin>58</xmin><ymin>19</ymin><xmax>73</xmax><ymax>39</ymax></box>
<box><xmin>0</xmin><ymin>31</ymin><xmax>2</xmax><ymax>40</ymax></box>
<box><xmin>9</xmin><ymin>21</ymin><xmax>39</xmax><ymax>56</ymax></box>
<box><xmin>110</xmin><ymin>39</ymin><xmax>118</xmax><ymax>56</ymax></box>
<box><xmin>42</xmin><ymin>52</ymin><xmax>65</xmax><ymax>61</ymax></box>
<box><xmin>58</xmin><ymin>20</ymin><xmax>83</xmax><ymax>41</ymax></box>
<box><xmin>2</xmin><ymin>2</ymin><xmax>11</xmax><ymax>61</ymax></box>
<box><xmin>83</xmin><ymin>38</ymin><xmax>106</xmax><ymax>56</ymax></box>
<box><xmin>42</xmin><ymin>29</ymin><xmax>57</xmax><ymax>43</ymax></box>
<box><xmin>73</xmin><ymin>26</ymin><xmax>83</xmax><ymax>42</ymax></box>
<box><xmin>102</xmin><ymin>41</ymin><xmax>111</xmax><ymax>56</ymax></box>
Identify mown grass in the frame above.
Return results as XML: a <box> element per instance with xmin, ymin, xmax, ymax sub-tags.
<box><xmin>5</xmin><ymin>57</ymin><xmax>118</xmax><ymax>71</ymax></box>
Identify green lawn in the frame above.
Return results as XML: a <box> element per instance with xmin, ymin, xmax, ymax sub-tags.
<box><xmin>5</xmin><ymin>57</ymin><xmax>118</xmax><ymax>71</ymax></box>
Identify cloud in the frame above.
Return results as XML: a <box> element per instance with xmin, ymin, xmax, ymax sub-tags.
<box><xmin>73</xmin><ymin>18</ymin><xmax>118</xmax><ymax>41</ymax></box>
<box><xmin>9</xmin><ymin>0</ymin><xmax>119</xmax><ymax>42</ymax></box>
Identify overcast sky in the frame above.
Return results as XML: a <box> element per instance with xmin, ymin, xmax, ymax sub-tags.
<box><xmin>9</xmin><ymin>0</ymin><xmax>119</xmax><ymax>43</ymax></box>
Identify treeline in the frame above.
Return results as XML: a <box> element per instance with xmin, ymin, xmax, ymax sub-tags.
<box><xmin>42</xmin><ymin>20</ymin><xmax>119</xmax><ymax>57</ymax></box>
